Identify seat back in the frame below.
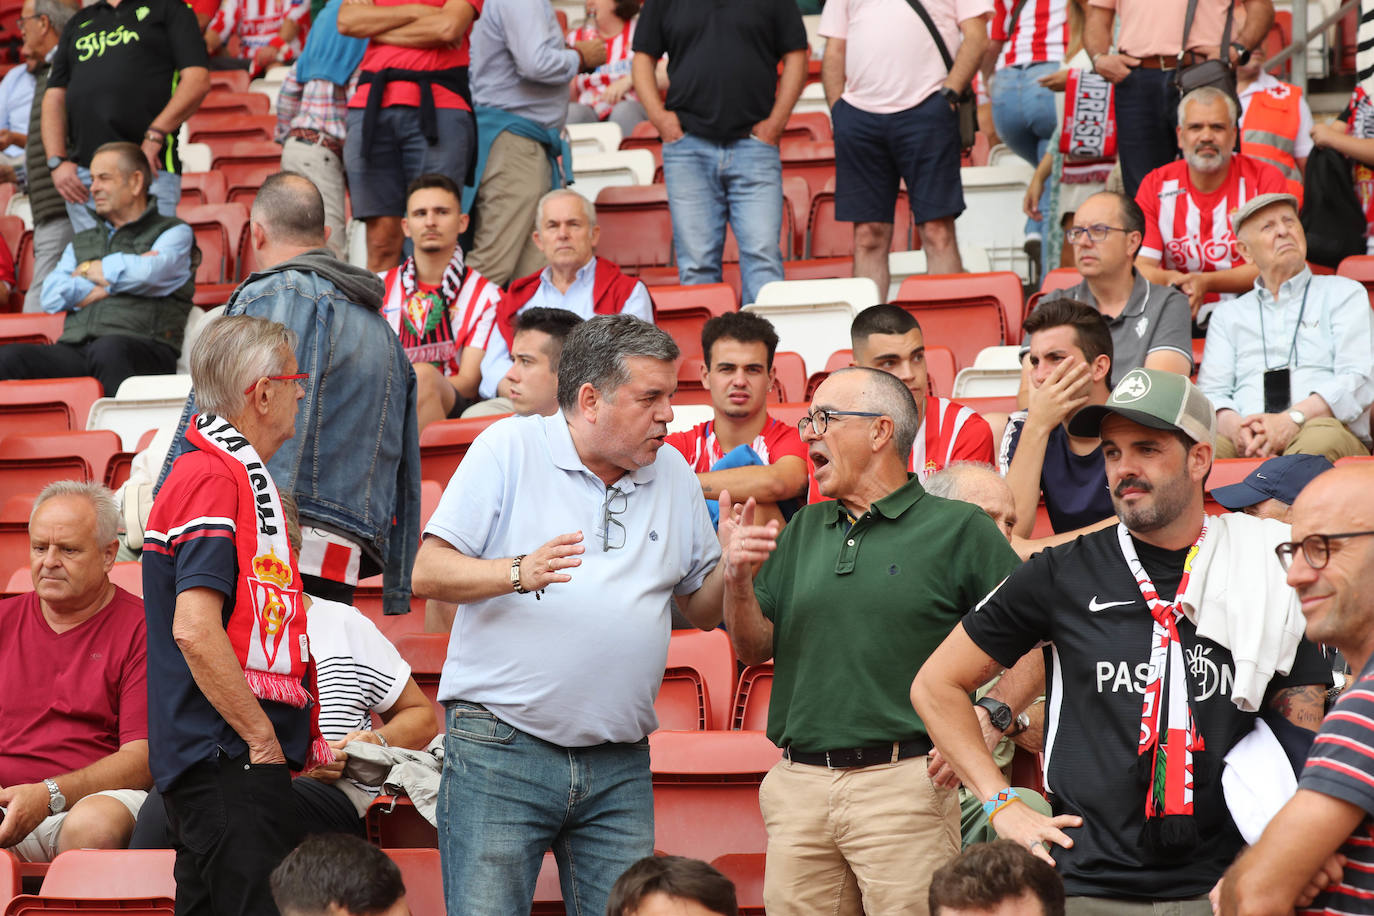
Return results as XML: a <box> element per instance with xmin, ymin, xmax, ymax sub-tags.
<box><xmin>712</xmin><ymin>854</ymin><xmax>765</xmax><ymax>916</ymax></box>
<box><xmin>418</xmin><ymin>415</ymin><xmax>508</xmax><ymax>486</ymax></box>
<box><xmin>1337</xmin><ymin>254</ymin><xmax>1374</xmax><ymax>307</ymax></box>
<box><xmin>179</xmin><ymin>172</ymin><xmax>228</xmax><ymax>207</ymax></box>
<box><xmin>570</xmin><ymin>149</ymin><xmax>656</xmax><ymax>200</ymax></box>
<box><xmin>0</xmin><ymin>377</ymin><xmax>102</xmax><ymax>438</ymax></box>
<box><xmin>806</xmin><ymin>191</ymin><xmax>912</xmax><ymax>259</ymax></box>
<box><xmin>595</xmin><ymin>185</ymin><xmax>673</xmax><ymax>269</ymax></box>
<box><xmin>650</xmin><ymin>731</ymin><xmax>781</xmax><ymax>861</ymax></box>
<box><xmin>890</xmin><ymin>296</ymin><xmax>1005</xmax><ymax>372</ymax></box>
<box><xmin>731</xmin><ymin>662</ymin><xmax>774</xmax><ymax>731</ymax></box>
<box><xmin>198</xmin><ymin>91</ymin><xmax>271</xmax><ymax>117</ymax></box>
<box><xmin>924</xmin><ymin>345</ymin><xmax>957</xmax><ymax>399</ymax></box>
<box><xmin>665</xmin><ymin>628</ymin><xmax>737</xmax><ymax>731</ymax></box>
<box><xmin>771</xmin><ymin>351</ymin><xmax>807</xmax><ymax>403</ymax></box>
<box><xmin>383</xmin><ymin>849</ymin><xmax>444</xmax><ymax>916</ymax></box>
<box><xmin>185</xmin><ymin>113</ymin><xmax>277</xmax><ymax>145</ymax></box>
<box><xmin>743</xmin><ymin>295</ymin><xmax>862</xmax><ymax>381</ymax></box>
<box><xmin>0</xmin><ymin>495</ymin><xmax>33</xmax><ymax>587</ymax></box>
<box><xmin>222</xmin><ymin>162</ymin><xmax>281</xmax><ymax>207</ymax></box>
<box><xmin>649</xmin><ymin>283</ymin><xmax>737</xmax><ymax>361</ymax></box>
<box><xmin>0</xmin><ymin>430</ymin><xmax>122</xmax><ymax>495</ymax></box>
<box><xmin>40</xmin><ymin>849</ymin><xmax>176</xmax><ymax>898</ymax></box>
<box><xmin>394</xmin><ymin>632</ymin><xmax>448</xmax><ymax>726</ymax></box>
<box><xmin>209</xmin><ymin>140</ymin><xmax>286</xmax><ymax>172</ymax></box>
<box><xmin>656</xmin><ymin>667</ymin><xmax>709</xmax><ymax>730</ymax></box>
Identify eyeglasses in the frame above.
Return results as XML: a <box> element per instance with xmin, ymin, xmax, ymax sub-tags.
<box><xmin>1274</xmin><ymin>531</ymin><xmax>1374</xmax><ymax>570</ymax></box>
<box><xmin>243</xmin><ymin>373</ymin><xmax>309</xmax><ymax>395</ymax></box>
<box><xmin>1064</xmin><ymin>224</ymin><xmax>1132</xmax><ymax>245</ymax></box>
<box><xmin>16</xmin><ymin>13</ymin><xmax>44</xmax><ymax>28</ymax></box>
<box><xmin>797</xmin><ymin>409</ymin><xmax>883</xmax><ymax>436</ymax></box>
<box><xmin>600</xmin><ymin>486</ymin><xmax>626</xmax><ymax>552</ymax></box>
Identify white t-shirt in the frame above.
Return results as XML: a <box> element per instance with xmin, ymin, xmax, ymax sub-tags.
<box><xmin>425</xmin><ymin>413</ymin><xmax>721</xmax><ymax>747</ymax></box>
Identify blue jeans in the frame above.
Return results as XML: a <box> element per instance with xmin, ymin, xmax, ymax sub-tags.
<box><xmin>1113</xmin><ymin>66</ymin><xmax>1181</xmax><ymax>198</ymax></box>
<box><xmin>661</xmin><ymin>132</ymin><xmax>784</xmax><ymax>306</ymax></box>
<box><xmin>437</xmin><ymin>702</ymin><xmax>654</xmax><ymax>916</ymax></box>
<box><xmin>66</xmin><ymin>167</ymin><xmax>180</xmax><ymax>233</ymax></box>
<box><xmin>344</xmin><ymin>107</ymin><xmax>476</xmax><ymax>219</ymax></box>
<box><xmin>990</xmin><ymin>62</ymin><xmax>1059</xmax><ymax>249</ymax></box>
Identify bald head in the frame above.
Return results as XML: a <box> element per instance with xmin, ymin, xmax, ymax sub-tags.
<box><xmin>1286</xmin><ymin>465</ymin><xmax>1374</xmax><ymax>667</ymax></box>
<box><xmin>924</xmin><ymin>463</ymin><xmax>1017</xmax><ymax>540</ymax></box>
<box><xmin>251</xmin><ymin>172</ymin><xmax>327</xmax><ymax>248</ymax></box>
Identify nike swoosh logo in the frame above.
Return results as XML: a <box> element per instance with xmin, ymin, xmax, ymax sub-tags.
<box><xmin>1088</xmin><ymin>596</ymin><xmax>1135</xmax><ymax>613</ymax></box>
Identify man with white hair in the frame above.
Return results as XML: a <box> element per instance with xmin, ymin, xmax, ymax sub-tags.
<box><xmin>0</xmin><ymin>480</ymin><xmax>150</xmax><ymax>862</ymax></box>
<box><xmin>1134</xmin><ymin>87</ymin><xmax>1286</xmax><ymax>323</ymax></box>
<box><xmin>144</xmin><ymin>314</ymin><xmax>333</xmax><ymax>916</ymax></box>
<box><xmin>923</xmin><ymin>462</ymin><xmax>1018</xmax><ymax>541</ymax></box>
<box><xmin>472</xmin><ymin>188</ymin><xmax>653</xmax><ymax>412</ymax></box>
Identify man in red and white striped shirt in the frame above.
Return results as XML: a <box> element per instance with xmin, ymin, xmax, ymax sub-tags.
<box><xmin>379</xmin><ymin>173</ymin><xmax>503</xmax><ymax>428</ymax></box>
<box><xmin>1135</xmin><ymin>86</ymin><xmax>1285</xmax><ymax>325</ymax></box>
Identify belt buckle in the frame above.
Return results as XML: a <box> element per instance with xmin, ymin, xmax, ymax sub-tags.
<box><xmin>825</xmin><ymin>750</ymin><xmax>835</xmax><ymax>768</ymax></box>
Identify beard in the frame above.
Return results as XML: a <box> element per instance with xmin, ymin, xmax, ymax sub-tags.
<box><xmin>1111</xmin><ymin>472</ymin><xmax>1193</xmax><ymax>533</ymax></box>
<box><xmin>1183</xmin><ymin>145</ymin><xmax>1228</xmax><ymax>175</ymax></box>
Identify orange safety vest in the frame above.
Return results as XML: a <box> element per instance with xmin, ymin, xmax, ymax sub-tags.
<box><xmin>1240</xmin><ymin>82</ymin><xmax>1305</xmax><ymax>204</ymax></box>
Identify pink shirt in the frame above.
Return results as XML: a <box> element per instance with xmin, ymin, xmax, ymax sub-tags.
<box><xmin>820</xmin><ymin>0</ymin><xmax>992</xmax><ymax>114</ymax></box>
<box><xmin>1088</xmin><ymin>0</ymin><xmax>1247</xmax><ymax>58</ymax></box>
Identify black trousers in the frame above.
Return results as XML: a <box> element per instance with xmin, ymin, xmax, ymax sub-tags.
<box><xmin>162</xmin><ymin>752</ymin><xmax>303</xmax><ymax>916</ymax></box>
<box><xmin>0</xmin><ymin>335</ymin><xmax>177</xmax><ymax>396</ymax></box>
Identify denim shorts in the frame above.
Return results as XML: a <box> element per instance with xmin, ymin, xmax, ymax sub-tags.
<box><xmin>833</xmin><ymin>92</ymin><xmax>965</xmax><ymax>225</ymax></box>
<box><xmin>343</xmin><ymin>106</ymin><xmax>475</xmax><ymax>219</ymax></box>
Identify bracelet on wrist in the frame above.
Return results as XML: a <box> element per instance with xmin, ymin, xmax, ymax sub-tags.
<box><xmin>983</xmin><ymin>787</ymin><xmax>1024</xmax><ymax>822</ymax></box>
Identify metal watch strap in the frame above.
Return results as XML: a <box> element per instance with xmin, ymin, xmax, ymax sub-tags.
<box><xmin>510</xmin><ymin>555</ymin><xmax>530</xmax><ymax>593</ymax></box>
<box><xmin>44</xmin><ymin>778</ymin><xmax>65</xmax><ymax>814</ymax></box>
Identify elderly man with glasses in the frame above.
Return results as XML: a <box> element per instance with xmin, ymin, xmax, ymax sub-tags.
<box><xmin>411</xmin><ymin>314</ymin><xmax>727</xmax><ymax>916</ymax></box>
<box><xmin>721</xmin><ymin>366</ymin><xmax>1020</xmax><ymax>914</ymax></box>
<box><xmin>1222</xmin><ymin>463</ymin><xmax>1374</xmax><ymax>916</ymax></box>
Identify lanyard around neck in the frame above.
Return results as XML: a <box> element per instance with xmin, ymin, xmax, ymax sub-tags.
<box><xmin>1257</xmin><ymin>276</ymin><xmax>1311</xmax><ymax>371</ymax></box>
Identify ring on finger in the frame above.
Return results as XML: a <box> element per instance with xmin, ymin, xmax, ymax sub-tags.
<box><xmin>547</xmin><ymin>559</ymin><xmax>555</xmax><ymax>572</ymax></box>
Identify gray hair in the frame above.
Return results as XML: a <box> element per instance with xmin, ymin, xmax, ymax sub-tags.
<box><xmin>251</xmin><ymin>172</ymin><xmax>327</xmax><ymax>247</ymax></box>
<box><xmin>1177</xmin><ymin>86</ymin><xmax>1239</xmax><ymax>128</ymax></box>
<box><xmin>535</xmin><ymin>188</ymin><xmax>597</xmax><ymax>232</ymax></box>
<box><xmin>924</xmin><ymin>461</ymin><xmax>1002</xmax><ymax>501</ymax></box>
<box><xmin>35</xmin><ymin>0</ymin><xmax>77</xmax><ymax>36</ymax></box>
<box><xmin>557</xmin><ymin>315</ymin><xmax>679</xmax><ymax>411</ymax></box>
<box><xmin>31</xmin><ymin>480</ymin><xmax>119</xmax><ymax>546</ymax></box>
<box><xmin>191</xmin><ymin>314</ymin><xmax>298</xmax><ymax>417</ymax></box>
<box><xmin>826</xmin><ymin>367</ymin><xmax>920</xmax><ymax>462</ymax></box>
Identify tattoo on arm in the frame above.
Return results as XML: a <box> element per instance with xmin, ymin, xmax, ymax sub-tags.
<box><xmin>1269</xmin><ymin>684</ymin><xmax>1328</xmax><ymax>731</ymax></box>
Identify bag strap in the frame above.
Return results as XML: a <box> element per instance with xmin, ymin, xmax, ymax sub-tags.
<box><xmin>903</xmin><ymin>0</ymin><xmax>955</xmax><ymax>72</ymax></box>
<box><xmin>1005</xmin><ymin>0</ymin><xmax>1032</xmax><ymax>42</ymax></box>
<box><xmin>1179</xmin><ymin>0</ymin><xmax>1236</xmax><ymax>65</ymax></box>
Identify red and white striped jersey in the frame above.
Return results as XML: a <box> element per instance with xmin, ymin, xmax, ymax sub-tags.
<box><xmin>379</xmin><ymin>261</ymin><xmax>503</xmax><ymax>378</ymax></box>
<box><xmin>991</xmin><ymin>0</ymin><xmax>1070</xmax><ymax>68</ymax></box>
<box><xmin>1136</xmin><ymin>155</ymin><xmax>1286</xmax><ymax>317</ymax></box>
<box><xmin>209</xmin><ymin>0</ymin><xmax>308</xmax><ymax>60</ymax></box>
<box><xmin>912</xmin><ymin>396</ymin><xmax>996</xmax><ymax>479</ymax></box>
<box><xmin>567</xmin><ymin>18</ymin><xmax>638</xmax><ymax>120</ymax></box>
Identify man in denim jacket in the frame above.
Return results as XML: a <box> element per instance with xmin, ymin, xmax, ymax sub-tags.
<box><xmin>162</xmin><ymin>172</ymin><xmax>422</xmax><ymax>617</ymax></box>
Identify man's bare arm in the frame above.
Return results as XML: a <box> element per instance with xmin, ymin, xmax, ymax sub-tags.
<box><xmin>1268</xmin><ymin>683</ymin><xmax>1328</xmax><ymax>732</ymax></box>
<box><xmin>149</xmin><ymin>67</ymin><xmax>211</xmax><ymax>136</ymax></box>
<box><xmin>697</xmin><ymin>456</ymin><xmax>807</xmax><ymax>504</ymax></box>
<box><xmin>821</xmin><ymin>37</ymin><xmax>845</xmax><ymax>109</ymax></box>
<box><xmin>337</xmin><ymin>3</ymin><xmax>433</xmax><ymax>37</ymax></box>
<box><xmin>0</xmin><ymin>741</ymin><xmax>151</xmax><ymax>849</ymax></box>
<box><xmin>370</xmin><ymin>0</ymin><xmax>477</xmax><ymax>47</ymax></box>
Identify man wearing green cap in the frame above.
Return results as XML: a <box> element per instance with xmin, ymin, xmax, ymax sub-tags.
<box><xmin>913</xmin><ymin>367</ymin><xmax>1331</xmax><ymax>912</ymax></box>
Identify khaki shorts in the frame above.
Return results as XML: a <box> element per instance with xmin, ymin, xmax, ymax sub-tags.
<box><xmin>6</xmin><ymin>788</ymin><xmax>147</xmax><ymax>862</ymax></box>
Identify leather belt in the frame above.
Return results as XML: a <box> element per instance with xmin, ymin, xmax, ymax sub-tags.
<box><xmin>1134</xmin><ymin>51</ymin><xmax>1204</xmax><ymax>70</ymax></box>
<box><xmin>784</xmin><ymin>738</ymin><xmax>932</xmax><ymax>769</ymax></box>
<box><xmin>287</xmin><ymin>127</ymin><xmax>344</xmax><ymax>158</ymax></box>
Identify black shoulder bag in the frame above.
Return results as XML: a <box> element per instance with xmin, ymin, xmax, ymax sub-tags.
<box><xmin>903</xmin><ymin>0</ymin><xmax>978</xmax><ymax>151</ymax></box>
<box><xmin>1171</xmin><ymin>0</ymin><xmax>1239</xmax><ymax>108</ymax></box>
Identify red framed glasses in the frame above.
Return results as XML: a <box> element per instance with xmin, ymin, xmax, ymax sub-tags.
<box><xmin>244</xmin><ymin>373</ymin><xmax>308</xmax><ymax>395</ymax></box>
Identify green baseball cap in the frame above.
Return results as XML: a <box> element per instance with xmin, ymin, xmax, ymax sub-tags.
<box><xmin>1068</xmin><ymin>367</ymin><xmax>1216</xmax><ymax>445</ymax></box>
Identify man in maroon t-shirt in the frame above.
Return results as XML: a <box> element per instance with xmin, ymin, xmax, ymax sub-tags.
<box><xmin>0</xmin><ymin>481</ymin><xmax>150</xmax><ymax>862</ymax></box>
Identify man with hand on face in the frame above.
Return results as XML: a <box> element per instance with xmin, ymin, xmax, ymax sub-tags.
<box><xmin>1134</xmin><ymin>87</ymin><xmax>1286</xmax><ymax>325</ymax></box>
<box><xmin>412</xmin><ymin>315</ymin><xmax>727</xmax><ymax>916</ymax></box>
<box><xmin>1199</xmin><ymin>192</ymin><xmax>1374</xmax><ymax>462</ymax></box>
<box><xmin>721</xmin><ymin>367</ymin><xmax>1020</xmax><ymax>914</ymax></box>
<box><xmin>666</xmin><ymin>312</ymin><xmax>808</xmax><ymax>529</ymax></box>
<box><xmin>379</xmin><ymin>173</ymin><xmax>504</xmax><ymax>429</ymax></box>
<box><xmin>915</xmin><ymin>368</ymin><xmax>1331</xmax><ymax>914</ymax></box>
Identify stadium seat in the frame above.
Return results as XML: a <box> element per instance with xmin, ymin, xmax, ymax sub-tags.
<box><xmin>39</xmin><ymin>848</ymin><xmax>176</xmax><ymax>898</ymax></box>
<box><xmin>957</xmin><ymin>395</ymin><xmax>1019</xmax><ymax>415</ymax></box>
<box><xmin>531</xmin><ymin>852</ymin><xmax>565</xmax><ymax>916</ymax></box>
<box><xmin>222</xmin><ymin>162</ymin><xmax>281</xmax><ymax>208</ymax></box>
<box><xmin>952</xmin><ymin>344</ymin><xmax>1024</xmax><ymax>398</ymax></box>
<box><xmin>1337</xmin><ymin>255</ymin><xmax>1374</xmax><ymax>307</ymax></box>
<box><xmin>771</xmin><ymin>351</ymin><xmax>807</xmax><ymax>403</ymax></box>
<box><xmin>177</xmin><ymin>203</ymin><xmax>250</xmax><ymax>286</ymax></box>
<box><xmin>179</xmin><ymin>143</ymin><xmax>212</xmax><ymax>174</ymax></box>
<box><xmin>595</xmin><ymin>185</ymin><xmax>673</xmax><ymax>269</ymax></box>
<box><xmin>209</xmin><ymin>141</ymin><xmax>285</xmax><ymax>172</ymax></box>
<box><xmin>179</xmin><ymin>172</ymin><xmax>228</xmax><ymax>207</ymax></box>
<box><xmin>804</xmin><ymin>347</ymin><xmax>853</xmax><ymax>399</ymax></box>
<box><xmin>1</xmin><ymin>851</ymin><xmax>15</xmax><ymax>911</ymax></box>
<box><xmin>185</xmin><ymin>113</ymin><xmax>277</xmax><ymax>145</ymax></box>
<box><xmin>768</xmin><ymin>403</ymin><xmax>810</xmax><ymax>432</ymax></box>
<box><xmin>86</xmin><ymin>374</ymin><xmax>194</xmax><ymax>451</ymax></box>
<box><xmin>565</xmin><ymin>121</ymin><xmax>622</xmax><ymax>156</ymax></box>
<box><xmin>0</xmin><ymin>429</ymin><xmax>122</xmax><ymax>495</ymax></box>
<box><xmin>12</xmin><ymin>231</ymin><xmax>32</xmax><ymax>310</ymax></box>
<box><xmin>0</xmin><ymin>495</ymin><xmax>32</xmax><ymax>586</ymax></box>
<box><xmin>711</xmin><ymin>854</ymin><xmax>765</xmax><ymax>916</ymax></box>
<box><xmin>1041</xmin><ymin>267</ymin><xmax>1081</xmax><ymax>295</ymax></box>
<box><xmin>570</xmin><ymin>149</ymin><xmax>656</xmax><ymax>200</ymax></box>
<box><xmin>792</xmin><ymin>79</ymin><xmax>828</xmax><ymax>117</ymax></box>
<box><xmin>649</xmin><ymin>730</ymin><xmax>781</xmax><ymax>861</ymax></box>
<box><xmin>673</xmin><ymin>358</ymin><xmax>712</xmax><ymax>406</ymax></box>
<box><xmin>747</xmin><ymin>277</ymin><xmax>879</xmax><ymax>376</ymax></box>
<box><xmin>782</xmin><ymin>257</ymin><xmax>850</xmax><ymax>283</ymax></box>
<box><xmin>650</xmin><ymin>283</ymin><xmax>737</xmax><ymax>360</ymax></box>
<box><xmin>780</xmin><ymin>140</ymin><xmax>835</xmax><ymax>203</ymax></box>
<box><xmin>724</xmin><ymin>195</ymin><xmax>797</xmax><ymax>261</ymax></box>
<box><xmin>351</xmin><ymin>580</ymin><xmax>426</xmax><ymax>645</ymax></box>
<box><xmin>895</xmin><ymin>272</ymin><xmax>1024</xmax><ymax>349</ymax></box>
<box><xmin>666</xmin><ymin>402</ymin><xmax>713</xmax><ymax>433</ymax></box>
<box><xmin>806</xmin><ymin>190</ymin><xmax>912</xmax><ymax>258</ymax></box>
<box><xmin>189</xmin><ymin>219</ymin><xmax>229</xmax><ymax>285</ymax></box>
<box><xmin>891</xmin><ymin>297</ymin><xmax>1006</xmax><ymax>373</ymax></box>
<box><xmin>0</xmin><ymin>377</ymin><xmax>102</xmax><ymax>438</ymax></box>
<box><xmin>784</xmin><ymin>111</ymin><xmax>832</xmax><ymax>142</ymax></box>
<box><xmin>657</xmin><ymin>667</ymin><xmax>709</xmax><ymax>730</ymax></box>
<box><xmin>0</xmin><ymin>311</ymin><xmax>57</xmax><ymax>348</ymax></box>
<box><xmin>419</xmin><ymin>415</ymin><xmax>509</xmax><ymax>485</ymax></box>
<box><xmin>955</xmin><ymin>163</ymin><xmax>1036</xmax><ymax>279</ymax></box>
<box><xmin>207</xmin><ymin>70</ymin><xmax>250</xmax><ymax>93</ymax></box>
<box><xmin>618</xmin><ymin>121</ymin><xmax>663</xmax><ymax>175</ymax></box>
<box><xmin>198</xmin><ymin>91</ymin><xmax>271</xmax><ymax>117</ymax></box>
<box><xmin>885</xmin><ymin>246</ymin><xmax>993</xmax><ymax>302</ymax></box>
<box><xmin>394</xmin><ymin>632</ymin><xmax>447</xmax><ymax>726</ymax></box>
<box><xmin>383</xmin><ymin>850</ymin><xmax>443</xmax><ymax>916</ymax></box>
<box><xmin>731</xmin><ymin>662</ymin><xmax>773</xmax><ymax>731</ymax></box>
<box><xmin>107</xmin><ymin>561</ymin><xmax>144</xmax><ymax>597</ymax></box>
<box><xmin>5</xmin><ymin>898</ymin><xmax>173</xmax><ymax>916</ymax></box>
<box><xmin>666</xmin><ymin>628</ymin><xmax>737</xmax><ymax>731</ymax></box>
<box><xmin>925</xmin><ymin>344</ymin><xmax>956</xmax><ymax>399</ymax></box>
<box><xmin>364</xmin><ymin>796</ymin><xmax>437</xmax><ymax>848</ymax></box>
<box><xmin>0</xmin><ymin>214</ymin><xmax>22</xmax><ymax>266</ymax></box>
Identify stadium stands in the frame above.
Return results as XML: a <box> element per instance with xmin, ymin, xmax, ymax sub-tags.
<box><xmin>0</xmin><ymin>378</ymin><xmax>102</xmax><ymax>438</ymax></box>
<box><xmin>649</xmin><ymin>730</ymin><xmax>780</xmax><ymax>862</ymax></box>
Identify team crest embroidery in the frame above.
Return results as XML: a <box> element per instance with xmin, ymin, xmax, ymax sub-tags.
<box><xmin>404</xmin><ymin>290</ymin><xmax>438</xmax><ymax>336</ymax></box>
<box><xmin>249</xmin><ymin>547</ymin><xmax>297</xmax><ymax>667</ymax></box>
<box><xmin>136</xmin><ymin>6</ymin><xmax>149</xmax><ymax>19</ymax></box>
<box><xmin>1135</xmin><ymin>315</ymin><xmax>1149</xmax><ymax>338</ymax></box>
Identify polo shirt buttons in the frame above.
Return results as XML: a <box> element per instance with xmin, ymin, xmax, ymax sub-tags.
<box><xmin>847</xmin><ymin>539</ymin><xmax>855</xmax><ymax>546</ymax></box>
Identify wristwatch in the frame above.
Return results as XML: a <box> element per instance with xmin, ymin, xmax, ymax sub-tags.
<box><xmin>1231</xmin><ymin>41</ymin><xmax>1252</xmax><ymax>66</ymax></box>
<box><xmin>1006</xmin><ymin>712</ymin><xmax>1031</xmax><ymax>738</ymax></box>
<box><xmin>1288</xmin><ymin>409</ymin><xmax>1307</xmax><ymax>428</ymax></box>
<box><xmin>510</xmin><ymin>555</ymin><xmax>530</xmax><ymax>594</ymax></box>
<box><xmin>975</xmin><ymin>696</ymin><xmax>1014</xmax><ymax>733</ymax></box>
<box><xmin>45</xmin><ymin>155</ymin><xmax>65</xmax><ymax>171</ymax></box>
<box><xmin>44</xmin><ymin>778</ymin><xmax>66</xmax><ymax>815</ymax></box>
<box><xmin>939</xmin><ymin>86</ymin><xmax>961</xmax><ymax>109</ymax></box>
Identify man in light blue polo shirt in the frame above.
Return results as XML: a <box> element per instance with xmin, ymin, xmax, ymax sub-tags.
<box><xmin>412</xmin><ymin>314</ymin><xmax>726</xmax><ymax>916</ymax></box>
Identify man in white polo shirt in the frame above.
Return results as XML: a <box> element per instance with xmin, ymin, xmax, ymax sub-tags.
<box><xmin>412</xmin><ymin>314</ymin><xmax>726</xmax><ymax>916</ymax></box>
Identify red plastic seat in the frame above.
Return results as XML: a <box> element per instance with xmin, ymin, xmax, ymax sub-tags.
<box><xmin>806</xmin><ymin>191</ymin><xmax>912</xmax><ymax>258</ymax></box>
<box><xmin>665</xmin><ymin>628</ymin><xmax>737</xmax><ymax>731</ymax></box>
<box><xmin>351</xmin><ymin>580</ymin><xmax>426</xmax><ymax>645</ymax></box>
<box><xmin>0</xmin><ymin>494</ymin><xmax>33</xmax><ymax>587</ymax></box>
<box><xmin>0</xmin><ymin>429</ymin><xmax>122</xmax><ymax>495</ymax></box>
<box><xmin>178</xmin><ymin>203</ymin><xmax>251</xmax><ymax>288</ymax></box>
<box><xmin>189</xmin><ymin>220</ymin><xmax>228</xmax><ymax>285</ymax></box>
<box><xmin>185</xmin><ymin>113</ymin><xmax>277</xmax><ymax>145</ymax></box>
<box><xmin>895</xmin><ymin>272</ymin><xmax>1025</xmax><ymax>350</ymax></box>
<box><xmin>783</xmin><ymin>111</ymin><xmax>832</xmax><ymax>142</ymax></box>
<box><xmin>771</xmin><ymin>351</ymin><xmax>807</xmax><ymax>403</ymax></box>
<box><xmin>531</xmin><ymin>852</ymin><xmax>566</xmax><ymax>916</ymax></box>
<box><xmin>179</xmin><ymin>172</ymin><xmax>228</xmax><ymax>207</ymax></box>
<box><xmin>1</xmin><ymin>850</ymin><xmax>16</xmax><ymax>911</ymax></box>
<box><xmin>394</xmin><ymin>632</ymin><xmax>447</xmax><ymax>725</ymax></box>
<box><xmin>711</xmin><ymin>853</ymin><xmax>765</xmax><ymax>916</ymax></box>
<box><xmin>1205</xmin><ymin>457</ymin><xmax>1266</xmax><ymax>515</ymax></box>
<box><xmin>1337</xmin><ymin>255</ymin><xmax>1374</xmax><ymax>308</ymax></box>
<box><xmin>891</xmin><ymin>297</ymin><xmax>1004</xmax><ymax>372</ymax></box>
<box><xmin>673</xmin><ymin>358</ymin><xmax>712</xmax><ymax>406</ymax></box>
<box><xmin>0</xmin><ymin>377</ymin><xmax>101</xmax><ymax>437</ymax></box>
<box><xmin>925</xmin><ymin>345</ymin><xmax>956</xmax><ymax>399</ymax></box>
<box><xmin>595</xmin><ymin>185</ymin><xmax>673</xmax><ymax>269</ymax></box>
<box><xmin>207</xmin><ymin>70</ymin><xmax>250</xmax><ymax>93</ymax></box>
<box><xmin>221</xmin><ymin>161</ymin><xmax>280</xmax><ymax>208</ymax></box>
<box><xmin>804</xmin><ymin>347</ymin><xmax>854</xmax><ymax>399</ymax></box>
<box><xmin>656</xmin><ymin>667</ymin><xmax>709</xmax><ymax>730</ymax></box>
<box><xmin>724</xmin><ymin>196</ymin><xmax>796</xmax><ymax>261</ymax></box>
<box><xmin>384</xmin><ymin>849</ymin><xmax>443</xmax><ymax>916</ymax></box>
<box><xmin>419</xmin><ymin>415</ymin><xmax>508</xmax><ymax>485</ymax></box>
<box><xmin>364</xmin><ymin>796</ymin><xmax>436</xmax><ymax>848</ymax></box>
<box><xmin>37</xmin><ymin>849</ymin><xmax>175</xmax><ymax>899</ymax></box>
<box><xmin>767</xmin><ymin>403</ymin><xmax>810</xmax><ymax>432</ymax></box>
<box><xmin>209</xmin><ymin>141</ymin><xmax>284</xmax><ymax>173</ymax></box>
<box><xmin>649</xmin><ymin>730</ymin><xmax>781</xmax><ymax>861</ymax></box>
<box><xmin>782</xmin><ymin>257</ymin><xmax>851</xmax><ymax>283</ymax></box>
<box><xmin>956</xmin><ymin>395</ymin><xmax>1018</xmax><ymax>415</ymax></box>
<box><xmin>0</xmin><ymin>313</ymin><xmax>61</xmax><ymax>346</ymax></box>
<box><xmin>780</xmin><ymin>140</ymin><xmax>836</xmax><ymax>203</ymax></box>
<box><xmin>649</xmin><ymin>283</ymin><xmax>737</xmax><ymax>361</ymax></box>
<box><xmin>4</xmin><ymin>898</ymin><xmax>174</xmax><ymax>916</ymax></box>
<box><xmin>197</xmin><ymin>91</ymin><xmax>270</xmax><ymax>117</ymax></box>
<box><xmin>731</xmin><ymin>662</ymin><xmax>773</xmax><ymax>731</ymax></box>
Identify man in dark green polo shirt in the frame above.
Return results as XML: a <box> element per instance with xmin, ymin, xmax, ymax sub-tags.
<box><xmin>721</xmin><ymin>366</ymin><xmax>1020</xmax><ymax>916</ymax></box>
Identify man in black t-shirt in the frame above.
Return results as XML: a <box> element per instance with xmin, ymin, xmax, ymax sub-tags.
<box><xmin>630</xmin><ymin>0</ymin><xmax>807</xmax><ymax>307</ymax></box>
<box><xmin>41</xmin><ymin>0</ymin><xmax>209</xmax><ymax>236</ymax></box>
<box><xmin>914</xmin><ymin>368</ymin><xmax>1331</xmax><ymax>912</ymax></box>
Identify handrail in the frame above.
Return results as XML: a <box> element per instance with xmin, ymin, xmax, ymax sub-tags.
<box><xmin>1264</xmin><ymin>0</ymin><xmax>1362</xmax><ymax>91</ymax></box>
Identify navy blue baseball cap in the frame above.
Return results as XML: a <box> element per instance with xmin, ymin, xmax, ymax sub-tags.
<box><xmin>1211</xmin><ymin>454</ymin><xmax>1334</xmax><ymax>510</ymax></box>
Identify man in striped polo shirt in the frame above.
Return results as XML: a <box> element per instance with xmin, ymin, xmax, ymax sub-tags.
<box><xmin>1222</xmin><ymin>464</ymin><xmax>1374</xmax><ymax>916</ymax></box>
